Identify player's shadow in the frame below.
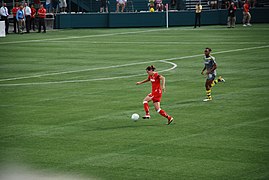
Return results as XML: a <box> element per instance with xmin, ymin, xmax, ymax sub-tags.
<box><xmin>87</xmin><ymin>123</ymin><xmax>163</xmax><ymax>131</ymax></box>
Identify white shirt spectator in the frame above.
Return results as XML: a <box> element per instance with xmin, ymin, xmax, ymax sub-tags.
<box><xmin>46</xmin><ymin>0</ymin><xmax>51</xmax><ymax>5</ymax></box>
<box><xmin>0</xmin><ymin>6</ymin><xmax>9</xmax><ymax>17</ymax></box>
<box><xmin>24</xmin><ymin>5</ymin><xmax>31</xmax><ymax>16</ymax></box>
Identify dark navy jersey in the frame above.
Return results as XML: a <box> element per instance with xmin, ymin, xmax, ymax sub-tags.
<box><xmin>204</xmin><ymin>55</ymin><xmax>217</xmax><ymax>76</ymax></box>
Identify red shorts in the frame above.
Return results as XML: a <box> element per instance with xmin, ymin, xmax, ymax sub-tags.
<box><xmin>148</xmin><ymin>92</ymin><xmax>162</xmax><ymax>102</ymax></box>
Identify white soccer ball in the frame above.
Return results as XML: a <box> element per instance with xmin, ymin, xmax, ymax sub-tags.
<box><xmin>131</xmin><ymin>113</ymin><xmax>139</xmax><ymax>121</ymax></box>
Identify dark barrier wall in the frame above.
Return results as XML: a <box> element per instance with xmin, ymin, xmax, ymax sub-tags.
<box><xmin>56</xmin><ymin>8</ymin><xmax>269</xmax><ymax>29</ymax></box>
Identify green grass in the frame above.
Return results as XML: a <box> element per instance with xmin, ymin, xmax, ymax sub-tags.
<box><xmin>1</xmin><ymin>24</ymin><xmax>269</xmax><ymax>179</ymax></box>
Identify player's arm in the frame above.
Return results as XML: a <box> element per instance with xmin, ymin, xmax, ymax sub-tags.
<box><xmin>136</xmin><ymin>78</ymin><xmax>150</xmax><ymax>85</ymax></box>
<box><xmin>207</xmin><ymin>63</ymin><xmax>217</xmax><ymax>75</ymax></box>
<box><xmin>201</xmin><ymin>66</ymin><xmax>206</xmax><ymax>75</ymax></box>
<box><xmin>160</xmin><ymin>75</ymin><xmax>166</xmax><ymax>92</ymax></box>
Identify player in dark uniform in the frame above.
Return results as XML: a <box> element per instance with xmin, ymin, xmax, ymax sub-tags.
<box><xmin>201</xmin><ymin>48</ymin><xmax>225</xmax><ymax>101</ymax></box>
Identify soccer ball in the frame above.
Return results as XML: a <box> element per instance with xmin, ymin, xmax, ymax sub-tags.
<box><xmin>131</xmin><ymin>113</ymin><xmax>139</xmax><ymax>121</ymax></box>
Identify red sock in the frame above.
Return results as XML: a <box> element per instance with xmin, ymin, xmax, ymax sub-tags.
<box><xmin>158</xmin><ymin>109</ymin><xmax>168</xmax><ymax>118</ymax></box>
<box><xmin>143</xmin><ymin>101</ymin><xmax>149</xmax><ymax>115</ymax></box>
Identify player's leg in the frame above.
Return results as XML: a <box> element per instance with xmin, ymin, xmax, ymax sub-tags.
<box><xmin>227</xmin><ymin>16</ymin><xmax>231</xmax><ymax>28</ymax></box>
<box><xmin>204</xmin><ymin>80</ymin><xmax>213</xmax><ymax>101</ymax></box>
<box><xmin>121</xmin><ymin>4</ymin><xmax>125</xmax><ymax>12</ymax></box>
<box><xmin>143</xmin><ymin>95</ymin><xmax>152</xmax><ymax>119</ymax></box>
<box><xmin>211</xmin><ymin>76</ymin><xmax>225</xmax><ymax>87</ymax></box>
<box><xmin>243</xmin><ymin>12</ymin><xmax>247</xmax><ymax>26</ymax></box>
<box><xmin>247</xmin><ymin>12</ymin><xmax>251</xmax><ymax>25</ymax></box>
<box><xmin>116</xmin><ymin>3</ymin><xmax>119</xmax><ymax>12</ymax></box>
<box><xmin>153</xmin><ymin>101</ymin><xmax>173</xmax><ymax>125</ymax></box>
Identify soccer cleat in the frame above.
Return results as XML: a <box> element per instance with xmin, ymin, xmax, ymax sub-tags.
<box><xmin>167</xmin><ymin>116</ymin><xmax>173</xmax><ymax>125</ymax></box>
<box><xmin>218</xmin><ymin>76</ymin><xmax>225</xmax><ymax>83</ymax></box>
<box><xmin>243</xmin><ymin>24</ymin><xmax>247</xmax><ymax>27</ymax></box>
<box><xmin>203</xmin><ymin>97</ymin><xmax>212</xmax><ymax>102</ymax></box>
<box><xmin>142</xmin><ymin>115</ymin><xmax>151</xmax><ymax>119</ymax></box>
<box><xmin>247</xmin><ymin>23</ymin><xmax>252</xmax><ymax>26</ymax></box>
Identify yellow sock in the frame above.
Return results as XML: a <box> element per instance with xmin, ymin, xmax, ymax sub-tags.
<box><xmin>206</xmin><ymin>89</ymin><xmax>212</xmax><ymax>99</ymax></box>
<box><xmin>211</xmin><ymin>80</ymin><xmax>218</xmax><ymax>87</ymax></box>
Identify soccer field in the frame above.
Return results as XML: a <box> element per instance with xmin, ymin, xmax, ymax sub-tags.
<box><xmin>0</xmin><ymin>24</ymin><xmax>269</xmax><ymax>179</ymax></box>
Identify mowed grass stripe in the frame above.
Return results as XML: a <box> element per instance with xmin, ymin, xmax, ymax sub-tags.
<box><xmin>0</xmin><ymin>45</ymin><xmax>268</xmax><ymax>86</ymax></box>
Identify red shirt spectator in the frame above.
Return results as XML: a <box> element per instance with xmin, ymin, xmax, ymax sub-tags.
<box><xmin>11</xmin><ymin>3</ymin><xmax>20</xmax><ymax>33</ymax></box>
<box><xmin>243</xmin><ymin>1</ymin><xmax>250</xmax><ymax>12</ymax></box>
<box><xmin>31</xmin><ymin>6</ymin><xmax>36</xmax><ymax>18</ymax></box>
<box><xmin>38</xmin><ymin>5</ymin><xmax>46</xmax><ymax>18</ymax></box>
<box><xmin>37</xmin><ymin>4</ymin><xmax>46</xmax><ymax>33</ymax></box>
<box><xmin>12</xmin><ymin>4</ymin><xmax>19</xmax><ymax>17</ymax></box>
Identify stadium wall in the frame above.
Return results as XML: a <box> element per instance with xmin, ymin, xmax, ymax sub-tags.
<box><xmin>55</xmin><ymin>8</ymin><xmax>269</xmax><ymax>28</ymax></box>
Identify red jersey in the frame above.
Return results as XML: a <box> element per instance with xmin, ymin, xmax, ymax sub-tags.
<box><xmin>148</xmin><ymin>72</ymin><xmax>162</xmax><ymax>95</ymax></box>
<box><xmin>38</xmin><ymin>7</ymin><xmax>46</xmax><ymax>18</ymax></box>
<box><xmin>12</xmin><ymin>7</ymin><xmax>19</xmax><ymax>17</ymax></box>
<box><xmin>31</xmin><ymin>7</ymin><xmax>36</xmax><ymax>18</ymax></box>
<box><xmin>243</xmin><ymin>3</ymin><xmax>249</xmax><ymax>12</ymax></box>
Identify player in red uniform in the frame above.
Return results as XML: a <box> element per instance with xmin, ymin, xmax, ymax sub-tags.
<box><xmin>136</xmin><ymin>65</ymin><xmax>173</xmax><ymax>125</ymax></box>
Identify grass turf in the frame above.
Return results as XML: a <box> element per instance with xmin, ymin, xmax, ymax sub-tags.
<box><xmin>0</xmin><ymin>24</ymin><xmax>269</xmax><ymax>179</ymax></box>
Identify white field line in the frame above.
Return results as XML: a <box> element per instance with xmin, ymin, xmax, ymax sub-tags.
<box><xmin>1</xmin><ymin>44</ymin><xmax>268</xmax><ymax>82</ymax></box>
<box><xmin>0</xmin><ymin>45</ymin><xmax>268</xmax><ymax>86</ymax></box>
<box><xmin>1</xmin><ymin>26</ymin><xmax>265</xmax><ymax>46</ymax></box>
<box><xmin>0</xmin><ymin>28</ymin><xmax>168</xmax><ymax>45</ymax></box>
<box><xmin>0</xmin><ymin>61</ymin><xmax>177</xmax><ymax>86</ymax></box>
<box><xmin>48</xmin><ymin>41</ymin><xmax>269</xmax><ymax>45</ymax></box>
<box><xmin>0</xmin><ymin>59</ymin><xmax>175</xmax><ymax>82</ymax></box>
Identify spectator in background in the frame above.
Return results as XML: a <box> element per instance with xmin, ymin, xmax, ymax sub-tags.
<box><xmin>149</xmin><ymin>0</ymin><xmax>155</xmax><ymax>10</ymax></box>
<box><xmin>194</xmin><ymin>2</ymin><xmax>202</xmax><ymax>28</ymax></box>
<box><xmin>30</xmin><ymin>4</ymin><xmax>36</xmax><ymax>31</ymax></box>
<box><xmin>116</xmin><ymin>0</ymin><xmax>126</xmax><ymax>12</ymax></box>
<box><xmin>24</xmin><ymin>3</ymin><xmax>31</xmax><ymax>33</ymax></box>
<box><xmin>38</xmin><ymin>4</ymin><xmax>46</xmax><ymax>33</ymax></box>
<box><xmin>249</xmin><ymin>0</ymin><xmax>256</xmax><ymax>7</ymax></box>
<box><xmin>51</xmin><ymin>0</ymin><xmax>59</xmax><ymax>13</ymax></box>
<box><xmin>233</xmin><ymin>0</ymin><xmax>240</xmax><ymax>8</ymax></box>
<box><xmin>243</xmin><ymin>0</ymin><xmax>251</xmax><ymax>26</ymax></box>
<box><xmin>100</xmin><ymin>0</ymin><xmax>108</xmax><ymax>13</ymax></box>
<box><xmin>16</xmin><ymin>4</ymin><xmax>25</xmax><ymax>34</ymax></box>
<box><xmin>59</xmin><ymin>0</ymin><xmax>67</xmax><ymax>12</ymax></box>
<box><xmin>34</xmin><ymin>0</ymin><xmax>41</xmax><ymax>9</ymax></box>
<box><xmin>209</xmin><ymin>0</ymin><xmax>217</xmax><ymax>9</ymax></box>
<box><xmin>12</xmin><ymin>3</ymin><xmax>19</xmax><ymax>33</ymax></box>
<box><xmin>155</xmin><ymin>0</ymin><xmax>164</xmax><ymax>11</ymax></box>
<box><xmin>46</xmin><ymin>0</ymin><xmax>51</xmax><ymax>13</ymax></box>
<box><xmin>170</xmin><ymin>0</ymin><xmax>177</xmax><ymax>10</ymax></box>
<box><xmin>227</xmin><ymin>2</ymin><xmax>236</xmax><ymax>28</ymax></box>
<box><xmin>0</xmin><ymin>2</ymin><xmax>9</xmax><ymax>34</ymax></box>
